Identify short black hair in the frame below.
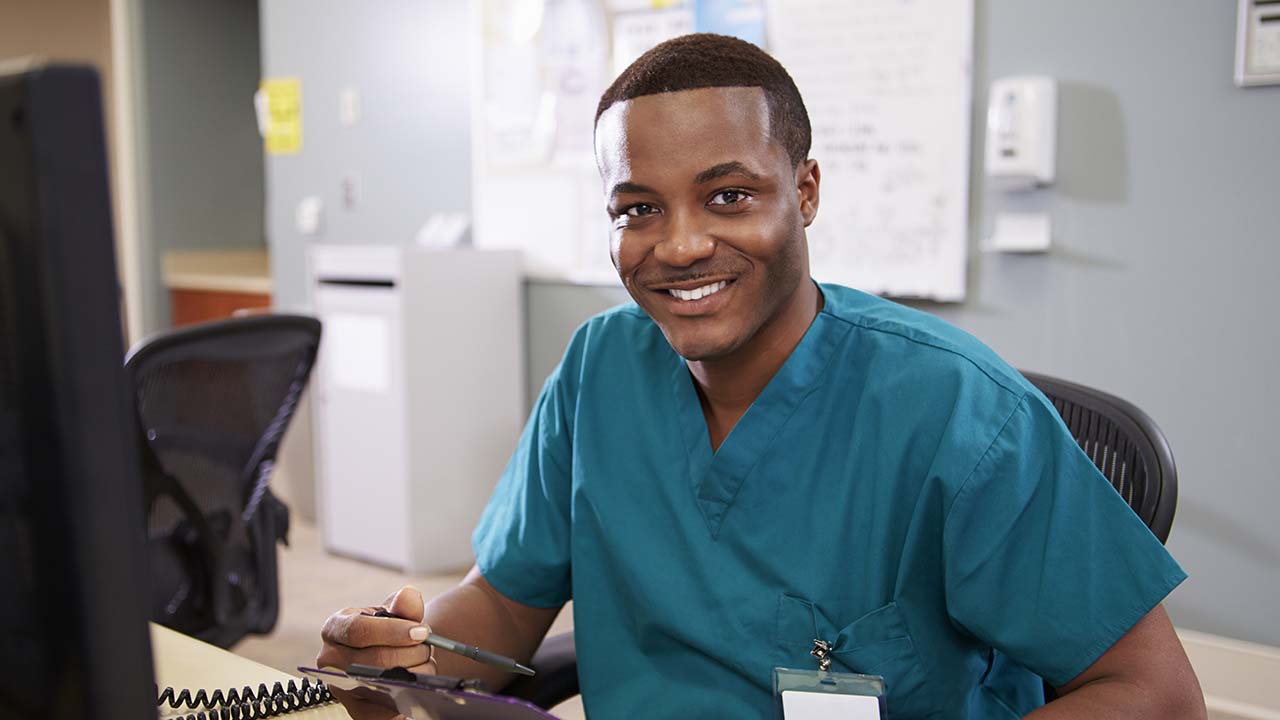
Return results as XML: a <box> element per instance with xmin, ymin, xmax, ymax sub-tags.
<box><xmin>595</xmin><ymin>33</ymin><xmax>811</xmax><ymax>167</ymax></box>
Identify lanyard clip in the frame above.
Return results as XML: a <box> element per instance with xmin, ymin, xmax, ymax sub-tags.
<box><xmin>811</xmin><ymin>638</ymin><xmax>834</xmax><ymax>671</ymax></box>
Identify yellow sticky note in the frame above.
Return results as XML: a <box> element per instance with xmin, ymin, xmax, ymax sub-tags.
<box><xmin>261</xmin><ymin>77</ymin><xmax>302</xmax><ymax>155</ymax></box>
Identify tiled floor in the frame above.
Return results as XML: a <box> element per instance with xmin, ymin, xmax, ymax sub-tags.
<box><xmin>232</xmin><ymin>519</ymin><xmax>584</xmax><ymax>719</ymax></box>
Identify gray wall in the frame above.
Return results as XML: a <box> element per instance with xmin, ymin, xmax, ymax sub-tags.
<box><xmin>136</xmin><ymin>0</ymin><xmax>264</xmax><ymax>332</ymax></box>
<box><xmin>522</xmin><ymin>1</ymin><xmax>1280</xmax><ymax>647</ymax></box>
<box><xmin>259</xmin><ymin>0</ymin><xmax>471</xmax><ymax>313</ymax></box>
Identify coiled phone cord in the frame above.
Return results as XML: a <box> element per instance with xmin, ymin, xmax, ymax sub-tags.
<box><xmin>156</xmin><ymin>678</ymin><xmax>333</xmax><ymax>719</ymax></box>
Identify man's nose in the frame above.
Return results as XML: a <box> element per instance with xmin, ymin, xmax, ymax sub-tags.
<box><xmin>652</xmin><ymin>210</ymin><xmax>715</xmax><ymax>267</ymax></box>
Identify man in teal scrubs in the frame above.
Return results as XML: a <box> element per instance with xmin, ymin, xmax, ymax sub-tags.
<box><xmin>319</xmin><ymin>34</ymin><xmax>1205</xmax><ymax>719</ymax></box>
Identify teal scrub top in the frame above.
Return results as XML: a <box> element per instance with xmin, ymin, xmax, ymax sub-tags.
<box><xmin>473</xmin><ymin>284</ymin><xmax>1185</xmax><ymax>719</ymax></box>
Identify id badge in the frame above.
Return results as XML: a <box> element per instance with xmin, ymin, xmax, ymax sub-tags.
<box><xmin>773</xmin><ymin>640</ymin><xmax>886</xmax><ymax>719</ymax></box>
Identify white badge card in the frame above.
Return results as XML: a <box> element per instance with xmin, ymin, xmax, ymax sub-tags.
<box><xmin>774</xmin><ymin>667</ymin><xmax>886</xmax><ymax>720</ymax></box>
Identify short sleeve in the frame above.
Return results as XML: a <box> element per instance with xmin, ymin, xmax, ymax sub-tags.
<box><xmin>942</xmin><ymin>393</ymin><xmax>1187</xmax><ymax>688</ymax></box>
<box><xmin>471</xmin><ymin>366</ymin><xmax>575</xmax><ymax>609</ymax></box>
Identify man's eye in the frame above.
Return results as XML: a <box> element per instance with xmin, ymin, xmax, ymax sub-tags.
<box><xmin>625</xmin><ymin>204</ymin><xmax>657</xmax><ymax>217</ymax></box>
<box><xmin>709</xmin><ymin>190</ymin><xmax>748</xmax><ymax>206</ymax></box>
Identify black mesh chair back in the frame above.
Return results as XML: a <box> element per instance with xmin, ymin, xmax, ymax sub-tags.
<box><xmin>125</xmin><ymin>314</ymin><xmax>321</xmax><ymax>648</ymax></box>
<box><xmin>1021</xmin><ymin>371</ymin><xmax>1177</xmax><ymax>544</ymax></box>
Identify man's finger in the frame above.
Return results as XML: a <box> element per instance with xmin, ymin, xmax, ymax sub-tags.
<box><xmin>323</xmin><ymin>608</ymin><xmax>430</xmax><ymax>649</ymax></box>
<box><xmin>385</xmin><ymin>586</ymin><xmax>426</xmax><ymax>623</ymax></box>
<box><xmin>317</xmin><ymin>642</ymin><xmax>431</xmax><ymax>670</ymax></box>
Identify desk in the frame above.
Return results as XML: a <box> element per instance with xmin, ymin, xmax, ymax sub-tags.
<box><xmin>151</xmin><ymin>623</ymin><xmax>349</xmax><ymax>719</ymax></box>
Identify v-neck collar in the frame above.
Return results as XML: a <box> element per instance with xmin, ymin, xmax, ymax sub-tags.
<box><xmin>669</xmin><ymin>291</ymin><xmax>850</xmax><ymax>538</ymax></box>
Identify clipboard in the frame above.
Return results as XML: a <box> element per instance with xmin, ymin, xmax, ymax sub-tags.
<box><xmin>297</xmin><ymin>666</ymin><xmax>560</xmax><ymax>720</ymax></box>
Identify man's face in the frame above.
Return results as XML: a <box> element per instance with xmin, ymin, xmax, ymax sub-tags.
<box><xmin>595</xmin><ymin>86</ymin><xmax>820</xmax><ymax>361</ymax></box>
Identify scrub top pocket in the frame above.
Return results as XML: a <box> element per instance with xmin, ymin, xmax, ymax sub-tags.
<box><xmin>775</xmin><ymin>594</ymin><xmax>931</xmax><ymax>718</ymax></box>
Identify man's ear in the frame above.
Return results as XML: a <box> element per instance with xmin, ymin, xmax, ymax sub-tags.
<box><xmin>796</xmin><ymin>159</ymin><xmax>820</xmax><ymax>227</ymax></box>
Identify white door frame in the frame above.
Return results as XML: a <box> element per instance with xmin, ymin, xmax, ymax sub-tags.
<box><xmin>108</xmin><ymin>0</ymin><xmax>145</xmax><ymax>344</ymax></box>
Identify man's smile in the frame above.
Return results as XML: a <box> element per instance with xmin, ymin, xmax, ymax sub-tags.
<box><xmin>653</xmin><ymin>277</ymin><xmax>737</xmax><ymax>316</ymax></box>
<box><xmin>666</xmin><ymin>279</ymin><xmax>729</xmax><ymax>301</ymax></box>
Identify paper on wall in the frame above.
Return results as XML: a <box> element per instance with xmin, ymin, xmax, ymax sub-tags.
<box><xmin>610</xmin><ymin>7</ymin><xmax>694</xmax><ymax>78</ymax></box>
<box><xmin>542</xmin><ymin>0</ymin><xmax>610</xmax><ymax>164</ymax></box>
<box><xmin>260</xmin><ymin>77</ymin><xmax>302</xmax><ymax>155</ymax></box>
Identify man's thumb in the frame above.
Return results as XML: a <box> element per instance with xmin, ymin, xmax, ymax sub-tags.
<box><xmin>387</xmin><ymin>585</ymin><xmax>425</xmax><ymax>622</ymax></box>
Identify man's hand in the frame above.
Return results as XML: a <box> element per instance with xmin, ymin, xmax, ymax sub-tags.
<box><xmin>1028</xmin><ymin>605</ymin><xmax>1206</xmax><ymax>719</ymax></box>
<box><xmin>317</xmin><ymin>586</ymin><xmax>432</xmax><ymax>720</ymax></box>
<box><xmin>318</xmin><ymin>585</ymin><xmax>434</xmax><ymax>672</ymax></box>
<box><xmin>315</xmin><ymin>570</ymin><xmax>561</xmax><ymax>718</ymax></box>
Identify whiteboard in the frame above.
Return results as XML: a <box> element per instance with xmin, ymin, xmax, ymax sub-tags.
<box><xmin>472</xmin><ymin>0</ymin><xmax>974</xmax><ymax>300</ymax></box>
<box><xmin>766</xmin><ymin>0</ymin><xmax>974</xmax><ymax>301</ymax></box>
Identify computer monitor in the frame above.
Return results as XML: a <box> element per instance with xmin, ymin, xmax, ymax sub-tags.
<box><xmin>0</xmin><ymin>62</ymin><xmax>156</xmax><ymax>718</ymax></box>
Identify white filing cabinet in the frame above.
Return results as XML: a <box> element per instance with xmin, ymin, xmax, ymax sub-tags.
<box><xmin>308</xmin><ymin>245</ymin><xmax>523</xmax><ymax>573</ymax></box>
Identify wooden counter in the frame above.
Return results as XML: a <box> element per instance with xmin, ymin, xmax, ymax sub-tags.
<box><xmin>163</xmin><ymin>249</ymin><xmax>273</xmax><ymax>327</ymax></box>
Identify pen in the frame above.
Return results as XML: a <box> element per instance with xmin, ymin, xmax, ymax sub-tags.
<box><xmin>362</xmin><ymin>609</ymin><xmax>536</xmax><ymax>677</ymax></box>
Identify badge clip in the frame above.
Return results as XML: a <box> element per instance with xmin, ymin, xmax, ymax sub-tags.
<box><xmin>810</xmin><ymin>638</ymin><xmax>834</xmax><ymax>672</ymax></box>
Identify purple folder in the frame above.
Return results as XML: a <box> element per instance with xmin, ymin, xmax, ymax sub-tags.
<box><xmin>298</xmin><ymin>666</ymin><xmax>561</xmax><ymax>719</ymax></box>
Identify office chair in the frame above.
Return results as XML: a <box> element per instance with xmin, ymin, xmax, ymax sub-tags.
<box><xmin>1020</xmin><ymin>371</ymin><xmax>1178</xmax><ymax>544</ymax></box>
<box><xmin>504</xmin><ymin>371</ymin><xmax>1179</xmax><ymax>709</ymax></box>
<box><xmin>125</xmin><ymin>314</ymin><xmax>321</xmax><ymax>648</ymax></box>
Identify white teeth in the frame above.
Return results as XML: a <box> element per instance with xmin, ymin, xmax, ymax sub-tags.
<box><xmin>668</xmin><ymin>280</ymin><xmax>727</xmax><ymax>301</ymax></box>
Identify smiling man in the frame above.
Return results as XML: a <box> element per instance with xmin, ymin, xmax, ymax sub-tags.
<box><xmin>319</xmin><ymin>34</ymin><xmax>1204</xmax><ymax>719</ymax></box>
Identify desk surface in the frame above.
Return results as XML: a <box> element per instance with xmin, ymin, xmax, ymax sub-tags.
<box><xmin>162</xmin><ymin>249</ymin><xmax>273</xmax><ymax>294</ymax></box>
<box><xmin>151</xmin><ymin>624</ymin><xmax>349</xmax><ymax>719</ymax></box>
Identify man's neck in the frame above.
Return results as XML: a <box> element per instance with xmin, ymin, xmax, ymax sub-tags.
<box><xmin>688</xmin><ymin>280</ymin><xmax>821</xmax><ymax>450</ymax></box>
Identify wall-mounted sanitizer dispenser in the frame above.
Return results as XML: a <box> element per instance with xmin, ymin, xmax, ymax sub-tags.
<box><xmin>985</xmin><ymin>76</ymin><xmax>1057</xmax><ymax>252</ymax></box>
<box><xmin>985</xmin><ymin>76</ymin><xmax>1057</xmax><ymax>191</ymax></box>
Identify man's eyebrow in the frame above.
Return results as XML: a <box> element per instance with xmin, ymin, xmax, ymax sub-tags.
<box><xmin>609</xmin><ymin>181</ymin><xmax>657</xmax><ymax>199</ymax></box>
<box><xmin>693</xmin><ymin>161</ymin><xmax>762</xmax><ymax>185</ymax></box>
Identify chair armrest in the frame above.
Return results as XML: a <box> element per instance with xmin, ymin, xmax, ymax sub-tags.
<box><xmin>503</xmin><ymin>631</ymin><xmax>578</xmax><ymax>710</ymax></box>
